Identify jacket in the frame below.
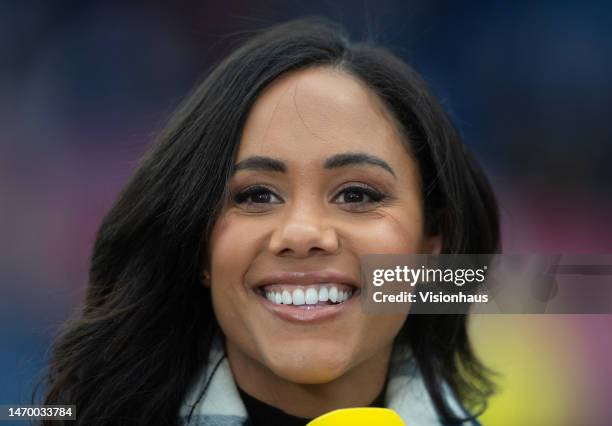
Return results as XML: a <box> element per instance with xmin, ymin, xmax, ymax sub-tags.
<box><xmin>179</xmin><ymin>335</ymin><xmax>479</xmax><ymax>425</ymax></box>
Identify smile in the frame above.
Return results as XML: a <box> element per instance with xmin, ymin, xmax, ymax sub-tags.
<box><xmin>254</xmin><ymin>285</ymin><xmax>360</xmax><ymax>323</ymax></box>
<box><xmin>259</xmin><ymin>283</ymin><xmax>356</xmax><ymax>306</ymax></box>
<box><xmin>251</xmin><ymin>270</ymin><xmax>361</xmax><ymax>322</ymax></box>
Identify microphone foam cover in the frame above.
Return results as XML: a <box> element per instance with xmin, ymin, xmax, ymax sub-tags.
<box><xmin>306</xmin><ymin>407</ymin><xmax>406</xmax><ymax>426</ymax></box>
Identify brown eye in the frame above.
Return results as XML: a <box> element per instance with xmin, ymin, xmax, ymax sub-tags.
<box><xmin>233</xmin><ymin>186</ymin><xmax>282</xmax><ymax>206</ymax></box>
<box><xmin>333</xmin><ymin>185</ymin><xmax>387</xmax><ymax>207</ymax></box>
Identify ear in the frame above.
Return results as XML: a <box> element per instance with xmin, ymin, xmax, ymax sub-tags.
<box><xmin>422</xmin><ymin>233</ymin><xmax>443</xmax><ymax>255</ymax></box>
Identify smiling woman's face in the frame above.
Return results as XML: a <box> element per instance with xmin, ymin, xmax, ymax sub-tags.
<box><xmin>208</xmin><ymin>67</ymin><xmax>440</xmax><ymax>388</ymax></box>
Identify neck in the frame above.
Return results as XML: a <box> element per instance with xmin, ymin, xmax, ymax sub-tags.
<box><xmin>225</xmin><ymin>340</ymin><xmax>393</xmax><ymax>419</ymax></box>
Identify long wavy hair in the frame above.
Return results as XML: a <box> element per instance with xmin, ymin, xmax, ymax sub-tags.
<box><xmin>41</xmin><ymin>17</ymin><xmax>499</xmax><ymax>425</ymax></box>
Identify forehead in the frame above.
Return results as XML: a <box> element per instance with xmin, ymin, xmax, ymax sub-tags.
<box><xmin>237</xmin><ymin>67</ymin><xmax>409</xmax><ymax>164</ymax></box>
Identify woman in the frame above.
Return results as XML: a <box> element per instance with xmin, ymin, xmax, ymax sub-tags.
<box><xmin>42</xmin><ymin>17</ymin><xmax>498</xmax><ymax>425</ymax></box>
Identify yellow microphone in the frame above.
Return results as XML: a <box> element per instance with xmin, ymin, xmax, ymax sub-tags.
<box><xmin>307</xmin><ymin>407</ymin><xmax>406</xmax><ymax>425</ymax></box>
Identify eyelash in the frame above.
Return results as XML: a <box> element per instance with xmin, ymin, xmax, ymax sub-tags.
<box><xmin>232</xmin><ymin>184</ymin><xmax>388</xmax><ymax>210</ymax></box>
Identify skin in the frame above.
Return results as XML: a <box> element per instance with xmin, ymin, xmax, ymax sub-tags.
<box><xmin>207</xmin><ymin>66</ymin><xmax>441</xmax><ymax>418</ymax></box>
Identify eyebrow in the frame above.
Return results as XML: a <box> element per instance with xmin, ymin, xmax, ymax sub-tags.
<box><xmin>232</xmin><ymin>152</ymin><xmax>396</xmax><ymax>179</ymax></box>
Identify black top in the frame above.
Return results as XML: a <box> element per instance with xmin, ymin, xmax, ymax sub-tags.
<box><xmin>238</xmin><ymin>383</ymin><xmax>388</xmax><ymax>426</ymax></box>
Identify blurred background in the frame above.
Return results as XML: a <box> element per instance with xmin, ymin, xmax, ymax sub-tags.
<box><xmin>1</xmin><ymin>1</ymin><xmax>611</xmax><ymax>425</ymax></box>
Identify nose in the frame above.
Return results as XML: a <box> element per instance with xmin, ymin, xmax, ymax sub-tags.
<box><xmin>268</xmin><ymin>203</ymin><xmax>340</xmax><ymax>258</ymax></box>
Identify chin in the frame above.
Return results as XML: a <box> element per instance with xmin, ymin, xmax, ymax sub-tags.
<box><xmin>271</xmin><ymin>361</ymin><xmax>349</xmax><ymax>384</ymax></box>
<box><xmin>263</xmin><ymin>341</ymin><xmax>353</xmax><ymax>384</ymax></box>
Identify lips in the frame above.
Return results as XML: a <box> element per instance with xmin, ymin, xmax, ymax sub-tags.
<box><xmin>253</xmin><ymin>270</ymin><xmax>360</xmax><ymax>289</ymax></box>
<box><xmin>251</xmin><ymin>270</ymin><xmax>361</xmax><ymax>322</ymax></box>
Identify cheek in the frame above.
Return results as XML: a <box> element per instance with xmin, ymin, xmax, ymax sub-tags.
<box><xmin>207</xmin><ymin>215</ymin><xmax>261</xmax><ymax>316</ymax></box>
<box><xmin>208</xmin><ymin>214</ymin><xmax>262</xmax><ymax>279</ymax></box>
<box><xmin>338</xmin><ymin>207</ymin><xmax>425</xmax><ymax>254</ymax></box>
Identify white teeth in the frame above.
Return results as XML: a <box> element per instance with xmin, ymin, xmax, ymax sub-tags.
<box><xmin>318</xmin><ymin>286</ymin><xmax>329</xmax><ymax>302</ymax></box>
<box><xmin>329</xmin><ymin>286</ymin><xmax>338</xmax><ymax>303</ymax></box>
<box><xmin>305</xmin><ymin>288</ymin><xmax>318</xmax><ymax>305</ymax></box>
<box><xmin>265</xmin><ymin>285</ymin><xmax>353</xmax><ymax>306</ymax></box>
<box><xmin>292</xmin><ymin>288</ymin><xmax>305</xmax><ymax>305</ymax></box>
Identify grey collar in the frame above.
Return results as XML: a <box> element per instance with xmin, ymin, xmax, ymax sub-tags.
<box><xmin>179</xmin><ymin>336</ymin><xmax>471</xmax><ymax>425</ymax></box>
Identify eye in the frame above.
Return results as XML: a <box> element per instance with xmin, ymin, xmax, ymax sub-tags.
<box><xmin>233</xmin><ymin>185</ymin><xmax>282</xmax><ymax>210</ymax></box>
<box><xmin>333</xmin><ymin>184</ymin><xmax>387</xmax><ymax>210</ymax></box>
